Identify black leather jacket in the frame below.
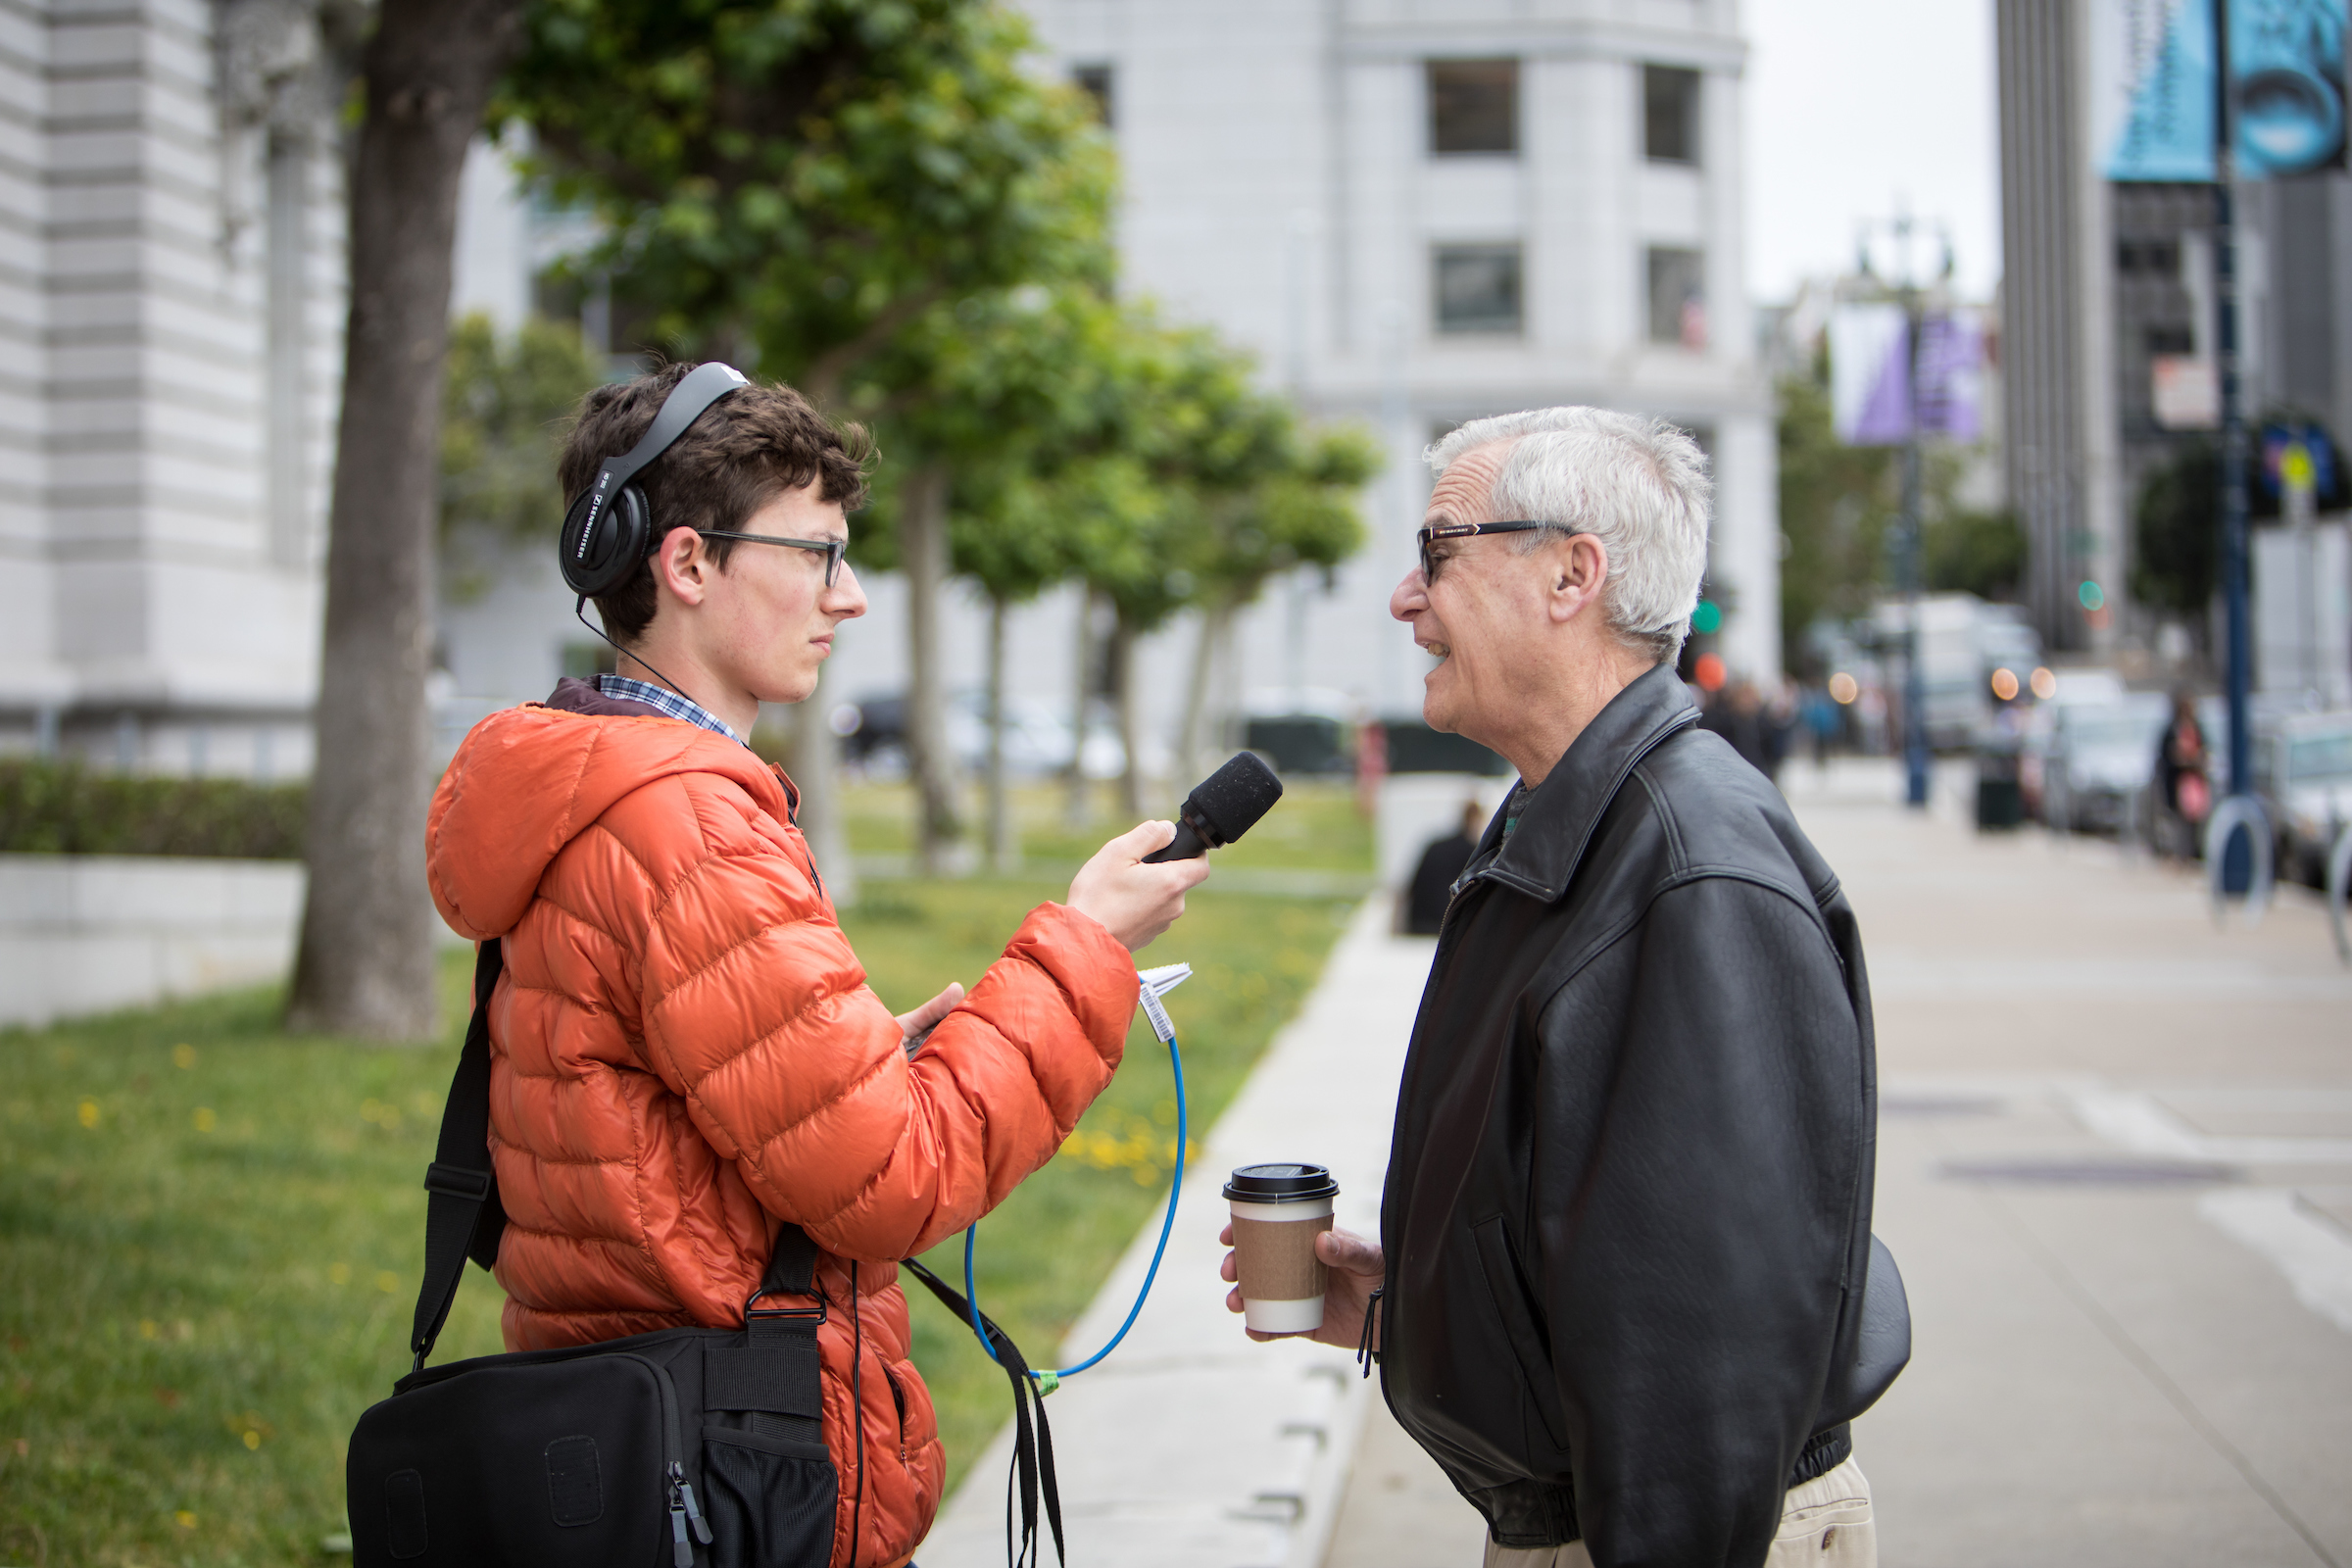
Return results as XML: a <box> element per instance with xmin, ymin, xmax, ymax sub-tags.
<box><xmin>1379</xmin><ymin>665</ymin><xmax>1880</xmax><ymax>1567</ymax></box>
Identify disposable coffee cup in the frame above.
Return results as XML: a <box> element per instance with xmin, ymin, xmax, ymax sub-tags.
<box><xmin>1224</xmin><ymin>1162</ymin><xmax>1339</xmax><ymax>1334</ymax></box>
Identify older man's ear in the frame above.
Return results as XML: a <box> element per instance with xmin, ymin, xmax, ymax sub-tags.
<box><xmin>1546</xmin><ymin>533</ymin><xmax>1611</xmax><ymax>624</ymax></box>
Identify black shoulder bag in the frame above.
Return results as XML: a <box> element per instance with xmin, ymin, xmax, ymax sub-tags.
<box><xmin>348</xmin><ymin>941</ymin><xmax>1070</xmax><ymax>1568</ymax></box>
<box><xmin>347</xmin><ymin>941</ymin><xmax>838</xmax><ymax>1568</ymax></box>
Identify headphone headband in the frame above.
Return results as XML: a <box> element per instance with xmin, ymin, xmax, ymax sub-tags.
<box><xmin>560</xmin><ymin>362</ymin><xmax>751</xmax><ymax>597</ymax></box>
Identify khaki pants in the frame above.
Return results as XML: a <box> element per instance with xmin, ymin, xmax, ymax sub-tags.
<box><xmin>1481</xmin><ymin>1457</ymin><xmax>1875</xmax><ymax>1568</ymax></box>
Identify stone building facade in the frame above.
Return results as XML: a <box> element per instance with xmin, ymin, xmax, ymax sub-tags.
<box><xmin>0</xmin><ymin>0</ymin><xmax>343</xmax><ymax>777</ymax></box>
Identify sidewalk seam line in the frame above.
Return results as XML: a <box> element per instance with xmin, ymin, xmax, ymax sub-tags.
<box><xmin>1969</xmin><ymin>1172</ymin><xmax>2341</xmax><ymax>1568</ymax></box>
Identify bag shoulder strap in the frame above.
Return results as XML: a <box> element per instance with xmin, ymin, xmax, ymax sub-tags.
<box><xmin>410</xmin><ymin>940</ymin><xmax>509</xmax><ymax>1371</ymax></box>
<box><xmin>407</xmin><ymin>939</ymin><xmax>824</xmax><ymax>1373</ymax></box>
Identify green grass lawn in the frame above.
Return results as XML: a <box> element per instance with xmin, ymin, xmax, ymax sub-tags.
<box><xmin>0</xmin><ymin>859</ymin><xmax>1361</xmax><ymax>1566</ymax></box>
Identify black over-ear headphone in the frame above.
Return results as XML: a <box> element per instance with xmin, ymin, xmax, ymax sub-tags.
<box><xmin>558</xmin><ymin>361</ymin><xmax>751</xmax><ymax>599</ymax></box>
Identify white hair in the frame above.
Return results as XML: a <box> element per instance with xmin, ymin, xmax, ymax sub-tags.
<box><xmin>1425</xmin><ymin>408</ymin><xmax>1712</xmax><ymax>665</ymax></box>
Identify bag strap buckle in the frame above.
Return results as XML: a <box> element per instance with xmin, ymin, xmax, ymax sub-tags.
<box><xmin>743</xmin><ymin>1287</ymin><xmax>826</xmax><ymax>1327</ymax></box>
<box><xmin>423</xmin><ymin>1162</ymin><xmax>492</xmax><ymax>1200</ymax></box>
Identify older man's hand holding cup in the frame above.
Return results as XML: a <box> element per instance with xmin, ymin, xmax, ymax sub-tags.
<box><xmin>1218</xmin><ymin>1162</ymin><xmax>1386</xmax><ymax>1348</ymax></box>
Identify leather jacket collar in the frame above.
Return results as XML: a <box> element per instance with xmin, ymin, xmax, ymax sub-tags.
<box><xmin>1473</xmin><ymin>662</ymin><xmax>1699</xmax><ymax>904</ymax></box>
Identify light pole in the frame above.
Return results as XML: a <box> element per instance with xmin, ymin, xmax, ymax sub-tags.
<box><xmin>2212</xmin><ymin>0</ymin><xmax>2253</xmax><ymax>805</ymax></box>
<box><xmin>1899</xmin><ymin>287</ymin><xmax>1931</xmax><ymax>808</ymax></box>
<box><xmin>1857</xmin><ymin>212</ymin><xmax>1951</xmax><ymax>809</ymax></box>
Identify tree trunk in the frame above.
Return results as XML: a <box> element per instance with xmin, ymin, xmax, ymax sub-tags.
<box><xmin>1111</xmin><ymin>609</ymin><xmax>1144</xmax><ymax>819</ymax></box>
<box><xmin>985</xmin><ymin>594</ymin><xmax>1017</xmax><ymax>873</ymax></box>
<box><xmin>1065</xmin><ymin>586</ymin><xmax>1098</xmax><ymax>831</ymax></box>
<box><xmin>286</xmin><ymin>0</ymin><xmax>523</xmax><ymax>1039</ymax></box>
<box><xmin>899</xmin><ymin>464</ymin><xmax>959</xmax><ymax>873</ymax></box>
<box><xmin>1178</xmin><ymin>594</ymin><xmax>1234</xmax><ymax>789</ymax></box>
<box><xmin>785</xmin><ymin>669</ymin><xmax>858</xmax><ymax>908</ymax></box>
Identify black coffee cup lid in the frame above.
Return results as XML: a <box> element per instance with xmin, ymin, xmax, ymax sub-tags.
<box><xmin>1224</xmin><ymin>1162</ymin><xmax>1339</xmax><ymax>1202</ymax></box>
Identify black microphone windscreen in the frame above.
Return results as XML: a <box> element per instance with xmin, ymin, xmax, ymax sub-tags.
<box><xmin>1186</xmin><ymin>752</ymin><xmax>1284</xmax><ymax>847</ymax></box>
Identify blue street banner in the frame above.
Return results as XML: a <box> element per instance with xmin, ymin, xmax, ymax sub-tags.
<box><xmin>2097</xmin><ymin>0</ymin><xmax>2346</xmax><ymax>180</ymax></box>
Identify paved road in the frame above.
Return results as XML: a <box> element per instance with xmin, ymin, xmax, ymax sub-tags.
<box><xmin>1326</xmin><ymin>761</ymin><xmax>2352</xmax><ymax>1568</ymax></box>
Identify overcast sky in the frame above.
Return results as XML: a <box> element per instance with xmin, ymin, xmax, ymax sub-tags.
<box><xmin>1743</xmin><ymin>0</ymin><xmax>2002</xmax><ymax>305</ymax></box>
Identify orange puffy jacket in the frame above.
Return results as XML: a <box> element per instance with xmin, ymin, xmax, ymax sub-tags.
<box><xmin>425</xmin><ymin>700</ymin><xmax>1138</xmax><ymax>1568</ymax></box>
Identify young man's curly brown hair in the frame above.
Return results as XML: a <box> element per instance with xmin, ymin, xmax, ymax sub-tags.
<box><xmin>560</xmin><ymin>363</ymin><xmax>872</xmax><ymax>643</ymax></box>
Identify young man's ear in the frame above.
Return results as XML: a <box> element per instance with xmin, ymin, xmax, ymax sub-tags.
<box><xmin>650</xmin><ymin>526</ymin><xmax>713</xmax><ymax>609</ymax></box>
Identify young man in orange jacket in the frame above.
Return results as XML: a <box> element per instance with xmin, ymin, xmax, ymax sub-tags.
<box><xmin>426</xmin><ymin>364</ymin><xmax>1203</xmax><ymax>1568</ymax></box>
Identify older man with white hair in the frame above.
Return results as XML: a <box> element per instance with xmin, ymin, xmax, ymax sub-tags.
<box><xmin>1224</xmin><ymin>409</ymin><xmax>1903</xmax><ymax>1568</ymax></box>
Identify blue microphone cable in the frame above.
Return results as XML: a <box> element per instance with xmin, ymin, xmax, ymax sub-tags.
<box><xmin>962</xmin><ymin>963</ymin><xmax>1191</xmax><ymax>1391</ymax></box>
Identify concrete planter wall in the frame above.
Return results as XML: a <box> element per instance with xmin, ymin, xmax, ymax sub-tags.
<box><xmin>0</xmin><ymin>856</ymin><xmax>306</xmax><ymax>1029</ymax></box>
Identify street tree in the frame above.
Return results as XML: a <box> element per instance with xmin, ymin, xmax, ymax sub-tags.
<box><xmin>1170</xmin><ymin>415</ymin><xmax>1379</xmax><ymax>784</ymax></box>
<box><xmin>287</xmin><ymin>0</ymin><xmax>525</xmax><ymax>1039</ymax></box>
<box><xmin>499</xmin><ymin>0</ymin><xmax>1115</xmax><ymax>893</ymax></box>
<box><xmin>845</xmin><ymin>284</ymin><xmax>1140</xmax><ymax>868</ymax></box>
<box><xmin>1065</xmin><ymin>325</ymin><xmax>1377</xmax><ymax>808</ymax></box>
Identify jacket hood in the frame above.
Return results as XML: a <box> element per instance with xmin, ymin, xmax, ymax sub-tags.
<box><xmin>427</xmin><ymin>704</ymin><xmax>793</xmax><ymax>941</ymax></box>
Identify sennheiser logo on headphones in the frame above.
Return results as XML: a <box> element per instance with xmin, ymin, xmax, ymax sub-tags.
<box><xmin>573</xmin><ymin>470</ymin><xmax>614</xmax><ymax>561</ymax></box>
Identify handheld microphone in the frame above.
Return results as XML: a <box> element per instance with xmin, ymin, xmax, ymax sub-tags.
<box><xmin>1143</xmin><ymin>751</ymin><xmax>1285</xmax><ymax>862</ymax></box>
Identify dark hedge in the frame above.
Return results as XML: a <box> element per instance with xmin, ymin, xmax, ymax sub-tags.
<box><xmin>0</xmin><ymin>759</ymin><xmax>306</xmax><ymax>858</ymax></box>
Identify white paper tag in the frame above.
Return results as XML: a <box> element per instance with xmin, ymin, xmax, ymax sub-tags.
<box><xmin>1136</xmin><ymin>961</ymin><xmax>1191</xmax><ymax>1043</ymax></box>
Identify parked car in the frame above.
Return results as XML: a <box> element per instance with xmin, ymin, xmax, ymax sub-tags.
<box><xmin>2018</xmin><ymin>668</ymin><xmax>2128</xmax><ymax>819</ymax></box>
<box><xmin>2042</xmin><ymin>693</ymin><xmax>2168</xmax><ymax>834</ymax></box>
<box><xmin>837</xmin><ymin>691</ymin><xmax>1126</xmax><ymax>780</ymax></box>
<box><xmin>2254</xmin><ymin>712</ymin><xmax>2352</xmax><ymax>886</ymax></box>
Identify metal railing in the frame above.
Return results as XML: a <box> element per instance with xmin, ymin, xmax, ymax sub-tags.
<box><xmin>2204</xmin><ymin>794</ymin><xmax>2274</xmax><ymax>927</ymax></box>
<box><xmin>2328</xmin><ymin>823</ymin><xmax>2352</xmax><ymax>965</ymax></box>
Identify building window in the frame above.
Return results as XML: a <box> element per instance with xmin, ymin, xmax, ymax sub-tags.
<box><xmin>2116</xmin><ymin>237</ymin><xmax>2180</xmax><ymax>276</ymax></box>
<box><xmin>1428</xmin><ymin>60</ymin><xmax>1518</xmax><ymax>155</ymax></box>
<box><xmin>1071</xmin><ymin>63</ymin><xmax>1114</xmax><ymax>127</ymax></box>
<box><xmin>1642</xmin><ymin>66</ymin><xmax>1700</xmax><ymax>165</ymax></box>
<box><xmin>1434</xmin><ymin>243</ymin><xmax>1523</xmax><ymax>335</ymax></box>
<box><xmin>1646</xmin><ymin>247</ymin><xmax>1706</xmax><ymax>347</ymax></box>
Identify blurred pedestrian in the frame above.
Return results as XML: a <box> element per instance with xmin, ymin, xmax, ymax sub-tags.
<box><xmin>1702</xmin><ymin>678</ymin><xmax>1776</xmax><ymax>778</ymax></box>
<box><xmin>2154</xmin><ymin>689</ymin><xmax>2210</xmax><ymax>858</ymax></box>
<box><xmin>1224</xmin><ymin>408</ymin><xmax>1900</xmax><ymax>1568</ymax></box>
<box><xmin>1802</xmin><ymin>683</ymin><xmax>1841</xmax><ymax>768</ymax></box>
<box><xmin>1401</xmin><ymin>798</ymin><xmax>1486</xmax><ymax>934</ymax></box>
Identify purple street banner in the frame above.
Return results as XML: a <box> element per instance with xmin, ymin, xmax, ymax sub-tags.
<box><xmin>1831</xmin><ymin>304</ymin><xmax>1909</xmax><ymax>446</ymax></box>
<box><xmin>1915</xmin><ymin>313</ymin><xmax>1985</xmax><ymax>444</ymax></box>
<box><xmin>1831</xmin><ymin>306</ymin><xmax>1984</xmax><ymax>447</ymax></box>
<box><xmin>2096</xmin><ymin>0</ymin><xmax>2347</xmax><ymax>181</ymax></box>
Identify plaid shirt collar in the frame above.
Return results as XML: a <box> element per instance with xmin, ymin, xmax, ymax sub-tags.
<box><xmin>595</xmin><ymin>673</ymin><xmax>748</xmax><ymax>748</ymax></box>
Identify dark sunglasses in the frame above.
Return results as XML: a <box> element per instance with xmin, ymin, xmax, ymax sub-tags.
<box><xmin>698</xmin><ymin>530</ymin><xmax>849</xmax><ymax>587</ymax></box>
<box><xmin>1416</xmin><ymin>520</ymin><xmax>1560</xmax><ymax>584</ymax></box>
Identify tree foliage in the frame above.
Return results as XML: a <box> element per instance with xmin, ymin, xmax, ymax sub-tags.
<box><xmin>1922</xmin><ymin>508</ymin><xmax>2027</xmax><ymax>601</ymax></box>
<box><xmin>1777</xmin><ymin>362</ymin><xmax>2013</xmax><ymax>675</ymax></box>
<box><xmin>2132</xmin><ymin>437</ymin><xmax>2221</xmax><ymax>617</ymax></box>
<box><xmin>1777</xmin><ymin>371</ymin><xmax>1898</xmax><ymax>673</ymax></box>
<box><xmin>498</xmin><ymin>0</ymin><xmax>1113</xmax><ymax>397</ymax></box>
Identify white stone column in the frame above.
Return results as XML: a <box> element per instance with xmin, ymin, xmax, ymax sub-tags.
<box><xmin>1711</xmin><ymin>409</ymin><xmax>1782</xmax><ymax>685</ymax></box>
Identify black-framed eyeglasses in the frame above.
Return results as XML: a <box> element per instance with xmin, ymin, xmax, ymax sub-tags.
<box><xmin>1416</xmin><ymin>520</ymin><xmax>1560</xmax><ymax>585</ymax></box>
<box><xmin>698</xmin><ymin>530</ymin><xmax>849</xmax><ymax>587</ymax></box>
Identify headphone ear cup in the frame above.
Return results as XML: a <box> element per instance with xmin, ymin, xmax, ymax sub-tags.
<box><xmin>559</xmin><ymin>483</ymin><xmax>654</xmax><ymax>598</ymax></box>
